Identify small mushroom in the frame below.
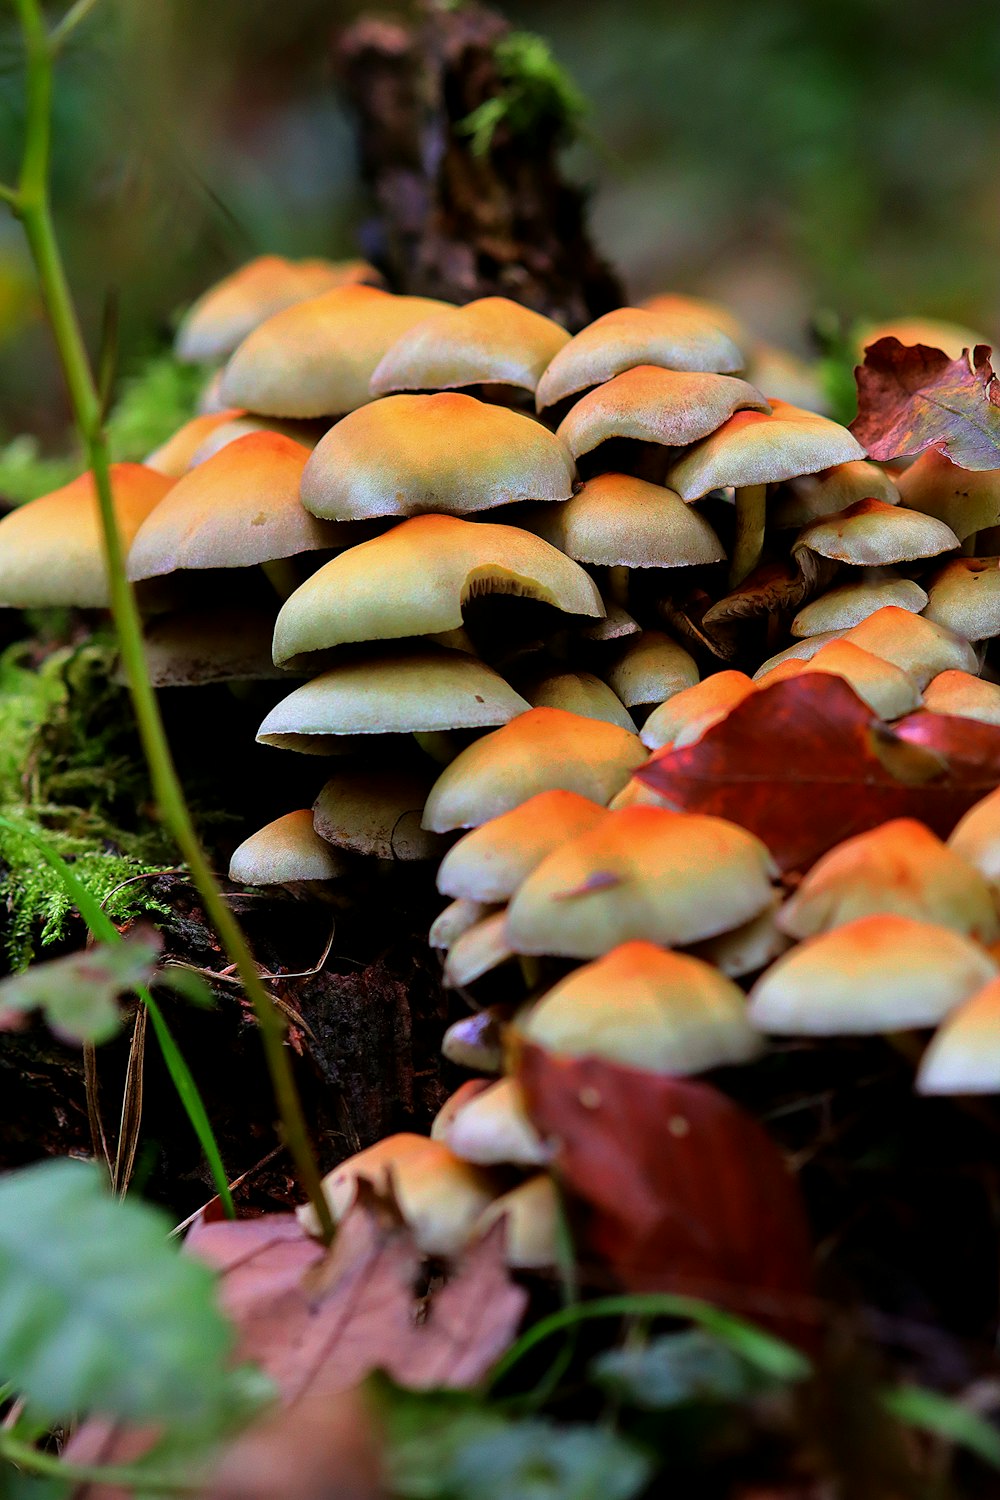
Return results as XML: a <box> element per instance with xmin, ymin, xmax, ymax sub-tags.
<box><xmin>433</xmin><ymin>1078</ymin><xmax>548</xmax><ymax>1168</ymax></box>
<box><xmin>472</xmin><ymin>1174</ymin><xmax>559</xmax><ymax>1270</ymax></box>
<box><xmin>437</xmin><ymin>789</ymin><xmax>607</xmax><ymax>904</ymax></box>
<box><xmin>229</xmin><ymin>809</ymin><xmax>348</xmax><ymax>891</ymax></box>
<box><xmin>841</xmin><ymin>605</ymin><xmax>978</xmax><ymax>689</ymax></box>
<box><xmin>791</xmin><ymin>574</ymin><xmax>927</xmax><ymax>638</ymax></box>
<box><xmin>443</xmin><ymin>911</ymin><xmax>516</xmax><ymax>988</ymax></box>
<box><xmin>604</xmin><ymin>630</ymin><xmax>699</xmax><ymax>711</ymax></box>
<box><xmin>792</xmin><ymin>498</ymin><xmax>958</xmax><ymax>568</ymax></box>
<box><xmin>370</xmin><ymin>296</ymin><xmax>570</xmax><ymax>397</ymax></box>
<box><xmin>756</xmin><ymin>639</ymin><xmax>922</xmax><ymax>720</ymax></box>
<box><xmin>948</xmin><ymin>787</ymin><xmax>1000</xmax><ymax>901</ymax></box>
<box><xmin>429</xmin><ymin>899</ymin><xmax>496</xmax><ymax>951</ymax></box>
<box><xmin>917</xmin><ymin>976</ymin><xmax>1000</xmax><ymax>1095</ymax></box>
<box><xmin>640</xmin><ymin>670</ymin><xmax>756</xmax><ymax>751</ymax></box>
<box><xmin>312</xmin><ymin>766</ymin><xmax>444</xmax><ymax>860</ymax></box>
<box><xmin>924</xmin><ymin>558</ymin><xmax>1000</xmax><ymax>641</ymax></box>
<box><xmin>897</xmin><ymin>450</ymin><xmax>1000</xmax><ymax>543</ymax></box>
<box><xmin>524</xmin><ymin>672</ymin><xmax>637</xmax><ymax>731</ymax></box>
<box><xmin>771</xmin><ymin>459</ymin><xmax>901</xmax><ymax>530</ymax></box>
<box><xmin>922</xmin><ymin>670</ymin><xmax>1000</xmax><ymax>726</ymax></box>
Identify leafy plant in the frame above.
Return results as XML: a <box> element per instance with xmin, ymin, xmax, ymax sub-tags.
<box><xmin>459</xmin><ymin>32</ymin><xmax>587</xmax><ymax>157</ymax></box>
<box><xmin>0</xmin><ymin>926</ymin><xmax>162</xmax><ymax>1044</ymax></box>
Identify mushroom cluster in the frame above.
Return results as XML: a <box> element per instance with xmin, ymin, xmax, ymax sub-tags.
<box><xmin>4</xmin><ymin>251</ymin><xmax>1000</xmax><ymax>1271</ymax></box>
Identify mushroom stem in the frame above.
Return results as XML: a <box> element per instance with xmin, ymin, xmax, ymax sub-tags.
<box><xmin>729</xmin><ymin>483</ymin><xmax>768</xmax><ymax>587</ymax></box>
<box><xmin>414</xmin><ymin>730</ymin><xmax>460</xmax><ymax>765</ymax></box>
<box><xmin>607</xmin><ymin>565</ymin><xmax>630</xmax><ymax>609</ymax></box>
<box><xmin>261</xmin><ymin>557</ymin><xmax>300</xmax><ymax>600</ymax></box>
<box><xmin>961</xmin><ymin>532</ymin><xmax>978</xmax><ymax>557</ymax></box>
<box><xmin>518</xmin><ymin>955</ymin><xmax>542</xmax><ymax>991</ymax></box>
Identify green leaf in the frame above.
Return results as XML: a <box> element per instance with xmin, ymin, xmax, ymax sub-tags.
<box><xmin>0</xmin><ymin>928</ymin><xmax>161</xmax><ymax>1045</ymax></box>
<box><xmin>882</xmin><ymin>1384</ymin><xmax>1000</xmax><ymax>1471</ymax></box>
<box><xmin>0</xmin><ymin>1158</ymin><xmax>238</xmax><ymax>1426</ymax></box>
<box><xmin>591</xmin><ymin>1329</ymin><xmax>772</xmax><ymax>1410</ymax></box>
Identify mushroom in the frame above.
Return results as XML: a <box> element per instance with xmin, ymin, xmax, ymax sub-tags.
<box><xmin>777</xmin><ymin>819</ymin><xmax>998</xmax><ymax>943</ymax></box>
<box><xmin>370</xmin><ymin>296</ymin><xmax>570</xmax><ymax>398</ymax></box>
<box><xmin>917</xmin><ymin>976</ymin><xmax>1000</xmax><ymax>1095</ymax></box>
<box><xmin>443</xmin><ymin>911</ymin><xmax>517</xmax><ymax>988</ymax></box>
<box><xmin>312</xmin><ymin>766</ymin><xmax>444</xmax><ymax>861</ymax></box>
<box><xmin>841</xmin><ymin>605</ymin><xmax>978</xmax><ymax>689</ymax></box>
<box><xmin>300</xmin><ymin>392</ymin><xmax>576</xmax><ymax>522</ymax></box>
<box><xmin>429</xmin><ymin>899</ymin><xmax>497</xmax><ymax>951</ymax></box>
<box><xmin>791</xmin><ymin>574</ymin><xmax>928</xmax><ymax>638</ymax></box>
<box><xmin>640</xmin><ymin>670</ymin><xmax>756</xmax><ymax>751</ymax></box>
<box><xmin>687</xmin><ymin>896</ymin><xmax>792</xmax><ymax>978</ymax></box>
<box><xmin>948</xmin><ymin>787</ymin><xmax>1000</xmax><ymax>902</ymax></box>
<box><xmin>0</xmin><ymin>464</ymin><xmax>173</xmax><ymax>609</ymax></box>
<box><xmin>897</xmin><ymin>450</ymin><xmax>1000</xmax><ymax>544</ymax></box>
<box><xmin>220</xmin><ymin>285</ymin><xmax>451</xmax><ymax>418</ymax></box>
<box><xmin>436</xmin><ymin>789</ymin><xmax>607</xmax><ymax>904</ymax></box>
<box><xmin>271</xmin><ymin>512</ymin><xmax>603</xmax><ymax>666</ymax></box>
<box><xmin>604</xmin><ymin>630</ymin><xmax>700</xmax><ymax>712</ymax></box>
<box><xmin>472</xmin><ymin>1174</ymin><xmax>559</xmax><ymax>1271</ymax></box>
<box><xmin>746</xmin><ymin>915</ymin><xmax>998</xmax><ymax>1035</ymax></box>
<box><xmin>228</xmin><ymin>809</ymin><xmax>348</xmax><ymax>893</ymax></box>
<box><xmin>755</xmin><ymin>639</ymin><xmax>922</xmax><ymax>720</ymax></box>
<box><xmin>639</xmin><ymin>292</ymin><xmax>747</xmax><ymax>349</ymax></box>
<box><xmin>175</xmin><ymin>254</ymin><xmax>380</xmax><ymax>365</ymax></box>
<box><xmin>792</xmin><ymin>498</ymin><xmax>959</xmax><ymax>568</ymax></box>
<box><xmin>517</xmin><ymin>940</ymin><xmax>763</xmax><ymax>1072</ymax></box>
<box><xmin>923</xmin><ymin>558</ymin><xmax>1000</xmax><ymax>641</ymax></box>
<box><xmin>856</xmin><ymin>317</ymin><xmax>990</xmax><ymax>362</ymax></box>
<box><xmin>145</xmin><ymin>409</ymin><xmax>245</xmax><ymax>477</ymax></box>
<box><xmin>534</xmin><ymin>305</ymin><xmax>745</xmax><ymax>411</ymax></box>
<box><xmin>922</xmin><ymin>670</ymin><xmax>1000</xmax><ymax>726</ymax></box>
<box><xmin>523</xmin><ymin>672</ymin><xmax>637</xmax><ymax>731</ymax></box>
<box><xmin>770</xmin><ymin>459</ymin><xmax>901</xmax><ymax>530</ymax></box>
<box><xmin>432</xmin><ymin>1078</ymin><xmax>548</xmax><ymax>1167</ymax></box>
<box><xmin>296</xmin><ymin>1134</ymin><xmax>497</xmax><ymax>1257</ymax></box>
<box><xmin>666</xmin><ymin>400</ymin><xmax>866</xmax><ymax>587</ymax></box>
<box><xmin>505</xmin><ymin>806</ymin><xmax>777</xmax><ymax>959</ymax></box>
<box><xmin>441</xmin><ymin>1006</ymin><xmax>510</xmax><ymax>1073</ymax></box>
<box><xmin>139</xmin><ymin>609</ymin><xmax>291</xmax><ymax>687</ymax></box>
<box><xmin>422</xmin><ymin>708</ymin><xmax>646</xmax><ymax>833</ymax></box>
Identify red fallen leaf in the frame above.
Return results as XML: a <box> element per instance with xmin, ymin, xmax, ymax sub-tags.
<box><xmin>850</xmin><ymin>337</ymin><xmax>1000</xmax><ymax>467</ymax></box>
<box><xmin>518</xmin><ymin>1045</ymin><xmax>815</xmax><ymax>1342</ymax></box>
<box><xmin>637</xmin><ymin>674</ymin><xmax>1000</xmax><ymax>873</ymax></box>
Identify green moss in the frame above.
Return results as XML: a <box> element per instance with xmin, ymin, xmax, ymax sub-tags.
<box><xmin>0</xmin><ymin>638</ymin><xmax>177</xmax><ymax>968</ymax></box>
<box><xmin>460</xmin><ymin>32</ymin><xmax>588</xmax><ymax>157</ymax></box>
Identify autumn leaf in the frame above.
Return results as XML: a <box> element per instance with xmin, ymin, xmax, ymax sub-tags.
<box><xmin>517</xmin><ymin>1045</ymin><xmax>815</xmax><ymax>1344</ymax></box>
<box><xmin>637</xmin><ymin>674</ymin><xmax>1000</xmax><ymax>873</ymax></box>
<box><xmin>850</xmin><ymin>337</ymin><xmax>1000</xmax><ymax>467</ymax></box>
<box><xmin>0</xmin><ymin>927</ymin><xmax>163</xmax><ymax>1045</ymax></box>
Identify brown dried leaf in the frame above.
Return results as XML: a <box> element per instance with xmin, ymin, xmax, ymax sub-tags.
<box><xmin>851</xmin><ymin>338</ymin><xmax>1000</xmax><ymax>468</ymax></box>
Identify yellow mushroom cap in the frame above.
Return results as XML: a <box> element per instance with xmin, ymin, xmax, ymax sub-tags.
<box><xmin>842</xmin><ymin>605</ymin><xmax>978</xmax><ymax>689</ymax></box>
<box><xmin>747</xmin><ymin>915</ymin><xmax>998</xmax><ymax>1035</ymax></box>
<box><xmin>429</xmin><ymin>898</ymin><xmax>495</xmax><ymax>951</ymax></box>
<box><xmin>778</xmin><ymin>819</ymin><xmax>998</xmax><ymax>943</ymax></box>
<box><xmin>437</xmin><ymin>788</ymin><xmax>607</xmax><ymax>903</ymax></box>
<box><xmin>175</xmin><ymin>254</ymin><xmax>380</xmax><ymax>364</ymax></box>
<box><xmin>300</xmin><ymin>392</ymin><xmax>576</xmax><ymax>522</ymax></box>
<box><xmin>297</xmin><ymin>1133</ymin><xmax>497</xmax><ymax>1256</ymax></box>
<box><xmin>505</xmin><ymin>806</ymin><xmax>777</xmax><ymax>959</ymax></box>
<box><xmin>535</xmin><ymin>306</ymin><xmax>745</xmax><ymax>411</ymax></box>
<box><xmin>525</xmin><ymin>672</ymin><xmax>636</xmax><ymax>731</ymax></box>
<box><xmin>605</xmin><ymin>630</ymin><xmax>699</xmax><ymax>709</ymax></box>
<box><xmin>791</xmin><ymin>575</ymin><xmax>928</xmax><ymax>638</ymax></box>
<box><xmin>271</xmin><ymin>512</ymin><xmax>602</xmax><ymax>664</ymax></box>
<box><xmin>145</xmin><ymin>410</ymin><xmax>246</xmax><ymax>477</ymax></box>
<box><xmin>922</xmin><ymin>670</ymin><xmax>1000</xmax><ymax>726</ymax></box>
<box><xmin>857</xmin><ymin>316</ymin><xmax>990</xmax><ymax>362</ymax></box>
<box><xmin>370</xmin><ymin>296</ymin><xmax>570</xmax><ymax>396</ymax></box>
<box><xmin>917</xmin><ymin>976</ymin><xmax>1000</xmax><ymax>1094</ymax></box>
<box><xmin>312</xmin><ymin>766</ymin><xmax>444</xmax><ymax>861</ymax></box>
<box><xmin>667</xmin><ymin>403</ymin><xmax>866</xmax><ymax>502</ymax></box>
<box><xmin>924</xmin><ymin>558</ymin><xmax>1000</xmax><ymax>641</ymax></box>
<box><xmin>771</xmin><ymin>459</ymin><xmax>901</xmax><ymax>530</ymax></box>
<box><xmin>228</xmin><ymin>809</ymin><xmax>347</xmax><ymax>886</ymax></box>
<box><xmin>640</xmin><ymin>671</ymin><xmax>756</xmax><ymax>751</ymax></box>
<box><xmin>435</xmin><ymin>1078</ymin><xmax>548</xmax><ymax>1167</ymax></box>
<box><xmin>640</xmin><ymin>292</ymin><xmax>748</xmax><ymax>348</ymax></box>
<box><xmin>520</xmin><ymin>940</ymin><xmax>763</xmax><ymax>1072</ymax></box>
<box><xmin>756</xmin><ymin>639</ymin><xmax>922</xmax><ymax>720</ymax></box>
<box><xmin>127</xmin><ymin>433</ymin><xmax>342</xmax><ymax>580</ymax></box>
<box><xmin>473</xmin><ymin>1174</ymin><xmax>559</xmax><ymax>1270</ymax></box>
<box><xmin>257</xmin><ymin>647</ymin><xmax>530</xmax><ymax>752</ymax></box>
<box><xmin>688</xmin><ymin>897</ymin><xmax>793</xmax><ymax>979</ymax></box>
<box><xmin>220</xmin><ymin>285</ymin><xmax>450</xmax><ymax>418</ymax></box>
<box><xmin>949</xmin><ymin>787</ymin><xmax>1000</xmax><ymax>898</ymax></box>
<box><xmin>556</xmin><ymin>365</ymin><xmax>769</xmax><ymax>461</ymax></box>
<box><xmin>422</xmin><ymin>708</ymin><xmax>646</xmax><ymax>833</ymax></box>
<box><xmin>443</xmin><ymin>910</ymin><xmax>516</xmax><ymax>988</ymax></box>
<box><xmin>0</xmin><ymin>464</ymin><xmax>173</xmax><ymax>609</ymax></box>
<box><xmin>897</xmin><ymin>450</ymin><xmax>1000</xmax><ymax>542</ymax></box>
<box><xmin>793</xmin><ymin>498</ymin><xmax>959</xmax><ymax>566</ymax></box>
<box><xmin>522</xmin><ymin>472</ymin><xmax>725</xmax><ymax>569</ymax></box>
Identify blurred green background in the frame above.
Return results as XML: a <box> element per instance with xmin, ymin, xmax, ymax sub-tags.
<box><xmin>0</xmin><ymin>0</ymin><xmax>996</xmax><ymax>440</ymax></box>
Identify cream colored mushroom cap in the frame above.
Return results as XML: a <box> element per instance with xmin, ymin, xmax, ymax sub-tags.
<box><xmin>667</xmin><ymin>402</ymin><xmax>866</xmax><ymax>501</ymax></box>
<box><xmin>522</xmin><ymin>472</ymin><xmax>725</xmax><ymax>569</ymax></box>
<box><xmin>640</xmin><ymin>292</ymin><xmax>748</xmax><ymax>348</ymax></box>
<box><xmin>141</xmin><ymin>608</ymin><xmax>288</xmax><ymax>687</ymax></box>
<box><xmin>755</xmin><ymin>639</ymin><xmax>922</xmax><ymax>720</ymax></box>
<box><xmin>525</xmin><ymin>672</ymin><xmax>637</xmax><ymax>731</ymax></box>
<box><xmin>748</xmin><ymin>914</ymin><xmax>998</xmax><ymax>1034</ymax></box>
<box><xmin>641</xmin><ymin>671</ymin><xmax>756</xmax><ymax>751</ymax></box>
<box><xmin>753</xmin><ymin>632</ymin><xmax>845</xmax><ymax>680</ymax></box>
<box><xmin>175</xmin><ymin>254</ymin><xmax>380</xmax><ymax>364</ymax></box>
<box><xmin>922</xmin><ymin>670</ymin><xmax>1000</xmax><ymax>727</ymax></box>
<box><xmin>688</xmin><ymin>897</ymin><xmax>792</xmax><ymax>979</ymax></box>
<box><xmin>0</xmin><ymin>464</ymin><xmax>173</xmax><ymax>609</ymax></box>
<box><xmin>128</xmin><ymin>432</ymin><xmax>340</xmax><ymax>580</ymax></box>
<box><xmin>441</xmin><ymin>1006</ymin><xmax>507</xmax><ymax>1073</ymax></box>
<box><xmin>744</xmin><ymin>342</ymin><xmax>826</xmax><ymax>413</ymax></box>
<box><xmin>897</xmin><ymin>450</ymin><xmax>1000</xmax><ymax>542</ymax></box>
<box><xmin>220</xmin><ymin>285</ymin><xmax>450</xmax><ymax>417</ymax></box>
<box><xmin>436</xmin><ymin>1078</ymin><xmax>548</xmax><ymax>1167</ymax></box>
<box><xmin>556</xmin><ymin>365</ymin><xmax>769</xmax><ymax>461</ymax></box>
<box><xmin>924</xmin><ymin>558</ymin><xmax>1000</xmax><ymax>641</ymax></box>
<box><xmin>473</xmin><ymin>1174</ymin><xmax>559</xmax><ymax>1270</ymax></box>
<box><xmin>257</xmin><ymin>648</ymin><xmax>530</xmax><ymax>751</ymax></box>
<box><xmin>271</xmin><ymin>512</ymin><xmax>602</xmax><ymax>664</ymax></box>
<box><xmin>297</xmin><ymin>1133</ymin><xmax>497</xmax><ymax>1256</ymax></box>
<box><xmin>422</xmin><ymin>707</ymin><xmax>646</xmax><ymax>832</ymax></box>
<box><xmin>437</xmin><ymin>788</ymin><xmax>607</xmax><ymax>903</ymax></box>
<box><xmin>535</xmin><ymin>306</ymin><xmax>744</xmax><ymax>410</ymax></box>
<box><xmin>842</xmin><ymin>605</ymin><xmax>978</xmax><ymax>689</ymax></box>
<box><xmin>429</xmin><ymin>898</ymin><xmax>495</xmax><ymax>951</ymax></box>
<box><xmin>443</xmin><ymin>910</ymin><xmax>516</xmax><ymax>988</ymax></box>
<box><xmin>300</xmin><ymin>392</ymin><xmax>576</xmax><ymax>521</ymax></box>
<box><xmin>794</xmin><ymin>498</ymin><xmax>959</xmax><ymax>566</ymax></box>
<box><xmin>949</xmin><ymin>787</ymin><xmax>1000</xmax><ymax>897</ymax></box>
<box><xmin>505</xmin><ymin>806</ymin><xmax>777</xmax><ymax>959</ymax></box>
<box><xmin>145</xmin><ymin>410</ymin><xmax>245</xmax><ymax>477</ymax></box>
<box><xmin>520</xmin><ymin>940</ymin><xmax>763</xmax><ymax>1072</ymax></box>
<box><xmin>370</xmin><ymin>296</ymin><xmax>570</xmax><ymax>396</ymax></box>
<box><xmin>772</xmin><ymin>459</ymin><xmax>901</xmax><ymax>530</ymax></box>
<box><xmin>791</xmin><ymin>575</ymin><xmax>928</xmax><ymax>638</ymax></box>
<box><xmin>917</xmin><ymin>976</ymin><xmax>1000</xmax><ymax>1094</ymax></box>
<box><xmin>312</xmin><ymin>766</ymin><xmax>443</xmax><ymax>860</ymax></box>
<box><xmin>778</xmin><ymin>819</ymin><xmax>998</xmax><ymax>943</ymax></box>
<box><xmin>228</xmin><ymin>809</ymin><xmax>347</xmax><ymax>886</ymax></box>
<box><xmin>605</xmin><ymin>630</ymin><xmax>699</xmax><ymax>710</ymax></box>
